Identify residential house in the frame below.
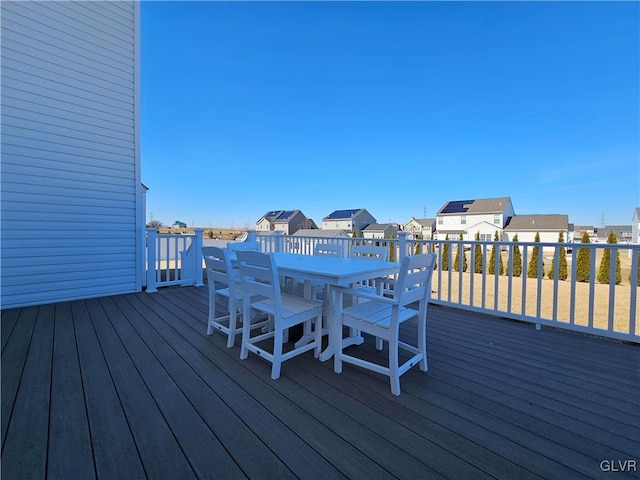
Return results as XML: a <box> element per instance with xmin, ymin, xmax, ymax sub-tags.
<box><xmin>1</xmin><ymin>1</ymin><xmax>142</xmax><ymax>309</ymax></box>
<box><xmin>435</xmin><ymin>197</ymin><xmax>515</xmax><ymax>241</ymax></box>
<box><xmin>403</xmin><ymin>217</ymin><xmax>435</xmax><ymax>239</ymax></box>
<box><xmin>503</xmin><ymin>214</ymin><xmax>569</xmax><ymax>251</ymax></box>
<box><xmin>597</xmin><ymin>225</ymin><xmax>633</xmax><ymax>243</ymax></box>
<box><xmin>570</xmin><ymin>225</ymin><xmax>597</xmax><ymax>243</ymax></box>
<box><xmin>256</xmin><ymin>210</ymin><xmax>315</xmax><ymax>235</ymax></box>
<box><xmin>172</xmin><ymin>221</ymin><xmax>188</xmax><ymax>228</ymax></box>
<box><xmin>633</xmin><ymin>208</ymin><xmax>640</xmax><ymax>244</ymax></box>
<box><xmin>363</xmin><ymin>223</ymin><xmax>398</xmax><ymax>240</ymax></box>
<box><xmin>322</xmin><ymin>209</ymin><xmax>376</xmax><ymax>235</ymax></box>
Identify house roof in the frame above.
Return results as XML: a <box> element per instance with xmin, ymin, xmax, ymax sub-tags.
<box><xmin>273</xmin><ymin>210</ymin><xmax>300</xmax><ymax>223</ymax></box>
<box><xmin>292</xmin><ymin>229</ymin><xmax>350</xmax><ymax>237</ymax></box>
<box><xmin>437</xmin><ymin>197</ymin><xmax>512</xmax><ymax>215</ymax></box>
<box><xmin>363</xmin><ymin>223</ymin><xmax>397</xmax><ymax>232</ymax></box>
<box><xmin>504</xmin><ymin>214</ymin><xmax>568</xmax><ymax>232</ymax></box>
<box><xmin>257</xmin><ymin>210</ymin><xmax>306</xmax><ymax>224</ymax></box>
<box><xmin>597</xmin><ymin>225</ymin><xmax>632</xmax><ymax>239</ymax></box>
<box><xmin>323</xmin><ymin>209</ymin><xmax>364</xmax><ymax>221</ymax></box>
<box><xmin>258</xmin><ymin>210</ymin><xmax>285</xmax><ymax>224</ymax></box>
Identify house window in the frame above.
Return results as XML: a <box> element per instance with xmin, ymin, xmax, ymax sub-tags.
<box><xmin>493</xmin><ymin>214</ymin><xmax>501</xmax><ymax>225</ymax></box>
<box><xmin>480</xmin><ymin>233</ymin><xmax>492</xmax><ymax>242</ymax></box>
<box><xmin>438</xmin><ymin>217</ymin><xmax>443</xmax><ymax>225</ymax></box>
<box><xmin>461</xmin><ymin>215</ymin><xmax>466</xmax><ymax>225</ymax></box>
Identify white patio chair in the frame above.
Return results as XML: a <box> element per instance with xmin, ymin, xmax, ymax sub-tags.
<box><xmin>350</xmin><ymin>244</ymin><xmax>389</xmax><ymax>261</ymax></box>
<box><xmin>334</xmin><ymin>253</ymin><xmax>437</xmax><ymax>396</ymax></box>
<box><xmin>348</xmin><ymin>243</ymin><xmax>393</xmax><ymax>346</ymax></box>
<box><xmin>227</xmin><ymin>241</ymin><xmax>260</xmax><ymax>253</ymax></box>
<box><xmin>202</xmin><ymin>246</ymin><xmax>270</xmax><ymax>348</ymax></box>
<box><xmin>237</xmin><ymin>250</ymin><xmax>323</xmax><ymax>380</ymax></box>
<box><xmin>349</xmin><ymin>244</ymin><xmax>392</xmax><ymax>293</ymax></box>
<box><xmin>314</xmin><ymin>243</ymin><xmax>344</xmax><ymax>258</ymax></box>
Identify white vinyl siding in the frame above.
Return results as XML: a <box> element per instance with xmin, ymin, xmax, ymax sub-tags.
<box><xmin>1</xmin><ymin>1</ymin><xmax>141</xmax><ymax>308</ymax></box>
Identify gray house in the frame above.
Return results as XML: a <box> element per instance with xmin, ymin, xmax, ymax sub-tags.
<box><xmin>363</xmin><ymin>223</ymin><xmax>398</xmax><ymax>239</ymax></box>
<box><xmin>321</xmin><ymin>209</ymin><xmax>376</xmax><ymax>236</ymax></box>
<box><xmin>1</xmin><ymin>1</ymin><xmax>142</xmax><ymax>308</ymax></box>
<box><xmin>597</xmin><ymin>225</ymin><xmax>633</xmax><ymax>243</ymax></box>
<box><xmin>503</xmin><ymin>214</ymin><xmax>569</xmax><ymax>251</ymax></box>
<box><xmin>256</xmin><ymin>210</ymin><xmax>315</xmax><ymax>235</ymax></box>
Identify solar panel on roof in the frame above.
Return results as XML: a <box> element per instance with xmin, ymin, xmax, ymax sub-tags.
<box><xmin>277</xmin><ymin>211</ymin><xmax>294</xmax><ymax>220</ymax></box>
<box><xmin>441</xmin><ymin>200</ymin><xmax>474</xmax><ymax>214</ymax></box>
<box><xmin>326</xmin><ymin>209</ymin><xmax>359</xmax><ymax>219</ymax></box>
<box><xmin>265</xmin><ymin>210</ymin><xmax>280</xmax><ymax>218</ymax></box>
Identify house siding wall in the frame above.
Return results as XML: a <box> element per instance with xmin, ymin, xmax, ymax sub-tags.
<box><xmin>1</xmin><ymin>1</ymin><xmax>141</xmax><ymax>308</ymax></box>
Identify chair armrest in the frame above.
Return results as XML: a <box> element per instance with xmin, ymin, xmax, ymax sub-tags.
<box><xmin>332</xmin><ymin>285</ymin><xmax>397</xmax><ymax>305</ymax></box>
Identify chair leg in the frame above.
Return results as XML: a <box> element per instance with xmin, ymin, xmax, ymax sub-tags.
<box><xmin>240</xmin><ymin>303</ymin><xmax>250</xmax><ymax>360</ymax></box>
<box><xmin>418</xmin><ymin>318</ymin><xmax>428</xmax><ymax>372</ymax></box>
<box><xmin>206</xmin><ymin>292</ymin><xmax>215</xmax><ymax>335</ymax></box>
<box><xmin>314</xmin><ymin>315</ymin><xmax>322</xmax><ymax>358</ymax></box>
<box><xmin>227</xmin><ymin>297</ymin><xmax>237</xmax><ymax>348</ymax></box>
<box><xmin>389</xmin><ymin>330</ymin><xmax>401</xmax><ymax>396</ymax></box>
<box><xmin>271</xmin><ymin>326</ymin><xmax>284</xmax><ymax>380</ymax></box>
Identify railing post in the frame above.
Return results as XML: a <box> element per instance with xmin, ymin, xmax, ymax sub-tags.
<box><xmin>194</xmin><ymin>228</ymin><xmax>204</xmax><ymax>287</ymax></box>
<box><xmin>146</xmin><ymin>228</ymin><xmax>158</xmax><ymax>293</ymax></box>
<box><xmin>246</xmin><ymin>230</ymin><xmax>257</xmax><ymax>243</ymax></box>
<box><xmin>398</xmin><ymin>231</ymin><xmax>408</xmax><ymax>260</ymax></box>
<box><xmin>275</xmin><ymin>230</ymin><xmax>284</xmax><ymax>252</ymax></box>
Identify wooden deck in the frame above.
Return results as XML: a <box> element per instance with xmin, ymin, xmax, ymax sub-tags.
<box><xmin>2</xmin><ymin>285</ymin><xmax>639</xmax><ymax>479</ymax></box>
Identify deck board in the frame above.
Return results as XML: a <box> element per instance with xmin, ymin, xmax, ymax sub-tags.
<box><xmin>2</xmin><ymin>285</ymin><xmax>639</xmax><ymax>480</ymax></box>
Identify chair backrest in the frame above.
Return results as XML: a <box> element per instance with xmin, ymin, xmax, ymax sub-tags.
<box><xmin>313</xmin><ymin>243</ymin><xmax>344</xmax><ymax>257</ymax></box>
<box><xmin>202</xmin><ymin>246</ymin><xmax>235</xmax><ymax>292</ymax></box>
<box><xmin>236</xmin><ymin>250</ymin><xmax>281</xmax><ymax>311</ymax></box>
<box><xmin>227</xmin><ymin>241</ymin><xmax>260</xmax><ymax>253</ymax></box>
<box><xmin>392</xmin><ymin>253</ymin><xmax>437</xmax><ymax>307</ymax></box>
<box><xmin>350</xmin><ymin>244</ymin><xmax>389</xmax><ymax>262</ymax></box>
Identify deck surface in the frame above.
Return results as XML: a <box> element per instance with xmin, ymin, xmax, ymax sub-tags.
<box><xmin>2</xmin><ymin>285</ymin><xmax>639</xmax><ymax>479</ymax></box>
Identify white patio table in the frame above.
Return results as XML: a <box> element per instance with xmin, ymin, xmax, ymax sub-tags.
<box><xmin>270</xmin><ymin>252</ymin><xmax>400</xmax><ymax>362</ymax></box>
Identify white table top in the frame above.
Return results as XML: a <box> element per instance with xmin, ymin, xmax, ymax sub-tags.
<box><xmin>272</xmin><ymin>252</ymin><xmax>399</xmax><ymax>287</ymax></box>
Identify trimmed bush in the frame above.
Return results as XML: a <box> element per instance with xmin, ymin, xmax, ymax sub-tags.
<box><xmin>474</xmin><ymin>232</ymin><xmax>483</xmax><ymax>273</ymax></box>
<box><xmin>548</xmin><ymin>231</ymin><xmax>568</xmax><ymax>280</ymax></box>
<box><xmin>441</xmin><ymin>234</ymin><xmax>450</xmax><ymax>271</ymax></box>
<box><xmin>597</xmin><ymin>231</ymin><xmax>621</xmax><ymax>285</ymax></box>
<box><xmin>453</xmin><ymin>242</ymin><xmax>468</xmax><ymax>272</ymax></box>
<box><xmin>576</xmin><ymin>231</ymin><xmax>591</xmax><ymax>282</ymax></box>
<box><xmin>512</xmin><ymin>234</ymin><xmax>522</xmax><ymax>277</ymax></box>
<box><xmin>414</xmin><ymin>234</ymin><xmax>422</xmax><ymax>255</ymax></box>
<box><xmin>488</xmin><ymin>231</ymin><xmax>504</xmax><ymax>275</ymax></box>
<box><xmin>527</xmin><ymin>232</ymin><xmax>543</xmax><ymax>278</ymax></box>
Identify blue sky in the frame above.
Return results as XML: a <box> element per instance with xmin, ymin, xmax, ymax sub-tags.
<box><xmin>141</xmin><ymin>1</ymin><xmax>639</xmax><ymax>229</ymax></box>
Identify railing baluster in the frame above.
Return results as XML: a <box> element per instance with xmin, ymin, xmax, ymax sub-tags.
<box><xmin>588</xmin><ymin>248</ymin><xmax>596</xmax><ymax>329</ymax></box>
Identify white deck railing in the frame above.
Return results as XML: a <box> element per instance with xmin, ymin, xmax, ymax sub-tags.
<box><xmin>146</xmin><ymin>228</ymin><xmax>204</xmax><ymax>293</ymax></box>
<box><xmin>144</xmin><ymin>229</ymin><xmax>638</xmax><ymax>342</ymax></box>
<box><xmin>251</xmin><ymin>231</ymin><xmax>639</xmax><ymax>342</ymax></box>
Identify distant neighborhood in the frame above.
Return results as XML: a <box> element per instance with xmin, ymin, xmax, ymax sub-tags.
<box><xmin>247</xmin><ymin>199</ymin><xmax>639</xmax><ymax>244</ymax></box>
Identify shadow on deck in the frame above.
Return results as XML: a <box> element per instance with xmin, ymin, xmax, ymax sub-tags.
<box><xmin>2</xmin><ymin>286</ymin><xmax>639</xmax><ymax>479</ymax></box>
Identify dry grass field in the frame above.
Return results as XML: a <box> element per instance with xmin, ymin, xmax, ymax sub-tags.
<box><xmin>431</xmin><ymin>249</ymin><xmax>639</xmax><ymax>336</ymax></box>
<box><xmin>157</xmin><ymin>227</ymin><xmax>247</xmax><ymax>240</ymax></box>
